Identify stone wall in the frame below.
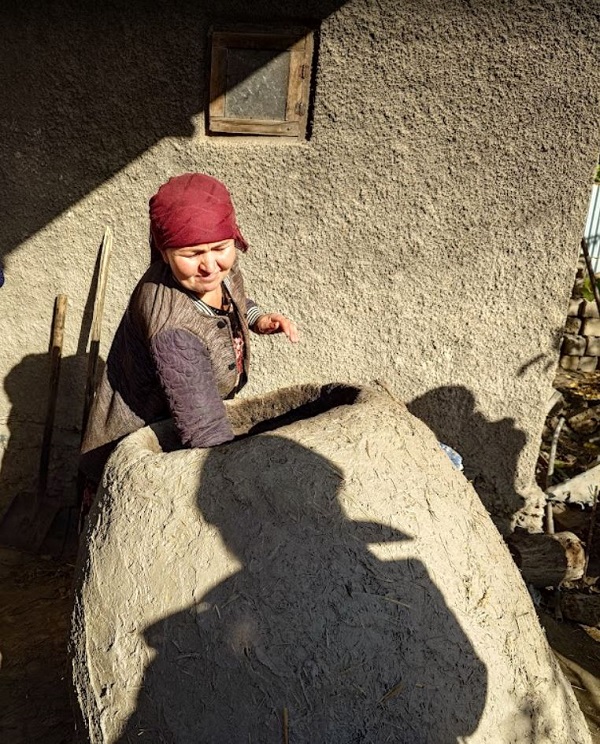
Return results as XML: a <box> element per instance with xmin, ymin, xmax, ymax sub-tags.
<box><xmin>560</xmin><ymin>263</ymin><xmax>600</xmax><ymax>372</ymax></box>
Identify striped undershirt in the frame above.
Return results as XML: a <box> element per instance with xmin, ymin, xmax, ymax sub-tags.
<box><xmin>187</xmin><ymin>277</ymin><xmax>263</xmax><ymax>327</ymax></box>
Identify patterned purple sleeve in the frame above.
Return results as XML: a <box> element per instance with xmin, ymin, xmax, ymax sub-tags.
<box><xmin>150</xmin><ymin>328</ymin><xmax>234</xmax><ymax>448</ymax></box>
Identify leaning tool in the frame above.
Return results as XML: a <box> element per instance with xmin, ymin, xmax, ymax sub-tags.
<box><xmin>0</xmin><ymin>294</ymin><xmax>68</xmax><ymax>550</ymax></box>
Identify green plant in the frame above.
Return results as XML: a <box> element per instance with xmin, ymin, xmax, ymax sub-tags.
<box><xmin>582</xmin><ymin>274</ymin><xmax>600</xmax><ymax>302</ymax></box>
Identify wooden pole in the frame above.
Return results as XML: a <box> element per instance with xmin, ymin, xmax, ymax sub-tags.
<box><xmin>544</xmin><ymin>415</ymin><xmax>565</xmax><ymax>534</ymax></box>
<box><xmin>282</xmin><ymin>707</ymin><xmax>289</xmax><ymax>744</ymax></box>
<box><xmin>37</xmin><ymin>294</ymin><xmax>68</xmax><ymax>501</ymax></box>
<box><xmin>81</xmin><ymin>226</ymin><xmax>113</xmax><ymax>437</ymax></box>
<box><xmin>584</xmin><ymin>487</ymin><xmax>599</xmax><ymax>580</ymax></box>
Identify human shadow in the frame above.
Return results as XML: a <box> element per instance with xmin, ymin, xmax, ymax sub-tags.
<box><xmin>116</xmin><ymin>434</ymin><xmax>487</xmax><ymax>743</ymax></box>
<box><xmin>0</xmin><ymin>222</ymin><xmax>116</xmax><ymax>549</ymax></box>
<box><xmin>408</xmin><ymin>386</ymin><xmax>528</xmax><ymax>533</ymax></box>
<box><xmin>0</xmin><ymin>351</ymin><xmax>106</xmax><ymax>553</ymax></box>
<box><xmin>1</xmin><ymin>353</ymin><xmax>86</xmax><ymax>505</ymax></box>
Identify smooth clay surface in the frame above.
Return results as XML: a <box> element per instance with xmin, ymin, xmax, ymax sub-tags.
<box><xmin>71</xmin><ymin>384</ymin><xmax>590</xmax><ymax>744</ymax></box>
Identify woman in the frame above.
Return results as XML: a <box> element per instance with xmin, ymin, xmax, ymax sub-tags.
<box><xmin>80</xmin><ymin>173</ymin><xmax>297</xmax><ymax>487</ymax></box>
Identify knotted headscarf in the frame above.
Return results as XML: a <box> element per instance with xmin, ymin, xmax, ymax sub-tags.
<box><xmin>149</xmin><ymin>173</ymin><xmax>248</xmax><ymax>263</ymax></box>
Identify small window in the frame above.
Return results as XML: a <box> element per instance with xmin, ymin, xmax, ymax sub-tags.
<box><xmin>208</xmin><ymin>27</ymin><xmax>314</xmax><ymax>138</ymax></box>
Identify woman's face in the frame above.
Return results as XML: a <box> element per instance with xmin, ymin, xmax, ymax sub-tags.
<box><xmin>162</xmin><ymin>239</ymin><xmax>236</xmax><ymax>297</ymax></box>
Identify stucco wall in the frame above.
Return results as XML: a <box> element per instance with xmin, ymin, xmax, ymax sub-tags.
<box><xmin>2</xmin><ymin>0</ymin><xmax>599</xmax><ymax>532</ymax></box>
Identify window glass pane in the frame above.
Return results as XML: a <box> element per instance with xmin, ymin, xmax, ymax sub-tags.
<box><xmin>224</xmin><ymin>49</ymin><xmax>290</xmax><ymax>121</ymax></box>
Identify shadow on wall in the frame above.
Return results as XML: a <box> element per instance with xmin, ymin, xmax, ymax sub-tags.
<box><xmin>0</xmin><ymin>239</ymin><xmax>110</xmax><ymax>518</ymax></box>
<box><xmin>115</xmin><ymin>436</ymin><xmax>487</xmax><ymax>743</ymax></box>
<box><xmin>408</xmin><ymin>386</ymin><xmax>527</xmax><ymax>532</ymax></box>
<box><xmin>0</xmin><ymin>0</ymin><xmax>346</xmax><ymax>264</ymax></box>
<box><xmin>1</xmin><ymin>354</ymin><xmax>104</xmax><ymax>510</ymax></box>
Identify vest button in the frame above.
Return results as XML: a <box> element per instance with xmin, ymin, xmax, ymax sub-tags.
<box><xmin>217</xmin><ymin>320</ymin><xmax>226</xmax><ymax>329</ymax></box>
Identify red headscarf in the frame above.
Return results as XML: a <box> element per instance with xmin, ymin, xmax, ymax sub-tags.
<box><xmin>149</xmin><ymin>173</ymin><xmax>248</xmax><ymax>263</ymax></box>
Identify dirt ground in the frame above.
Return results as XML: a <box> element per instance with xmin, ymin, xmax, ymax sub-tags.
<box><xmin>0</xmin><ymin>545</ymin><xmax>75</xmax><ymax>743</ymax></box>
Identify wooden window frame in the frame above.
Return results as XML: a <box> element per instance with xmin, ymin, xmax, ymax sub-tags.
<box><xmin>208</xmin><ymin>27</ymin><xmax>314</xmax><ymax>138</ymax></box>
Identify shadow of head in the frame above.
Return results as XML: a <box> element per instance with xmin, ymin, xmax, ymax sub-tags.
<box><xmin>408</xmin><ymin>384</ymin><xmax>528</xmax><ymax>525</ymax></box>
<box><xmin>194</xmin><ymin>432</ymin><xmax>413</xmax><ymax>561</ymax></box>
<box><xmin>408</xmin><ymin>385</ymin><xmax>525</xmax><ymax>460</ymax></box>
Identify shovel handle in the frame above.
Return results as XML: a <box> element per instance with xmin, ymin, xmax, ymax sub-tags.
<box><xmin>37</xmin><ymin>294</ymin><xmax>68</xmax><ymax>500</ymax></box>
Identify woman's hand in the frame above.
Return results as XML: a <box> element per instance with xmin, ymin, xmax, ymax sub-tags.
<box><xmin>253</xmin><ymin>313</ymin><xmax>299</xmax><ymax>343</ymax></box>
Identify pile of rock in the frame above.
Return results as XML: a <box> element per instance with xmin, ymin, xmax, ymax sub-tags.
<box><xmin>560</xmin><ymin>267</ymin><xmax>600</xmax><ymax>372</ymax></box>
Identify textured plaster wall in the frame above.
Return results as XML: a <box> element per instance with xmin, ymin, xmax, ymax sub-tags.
<box><xmin>1</xmin><ymin>0</ymin><xmax>599</xmax><ymax>531</ymax></box>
